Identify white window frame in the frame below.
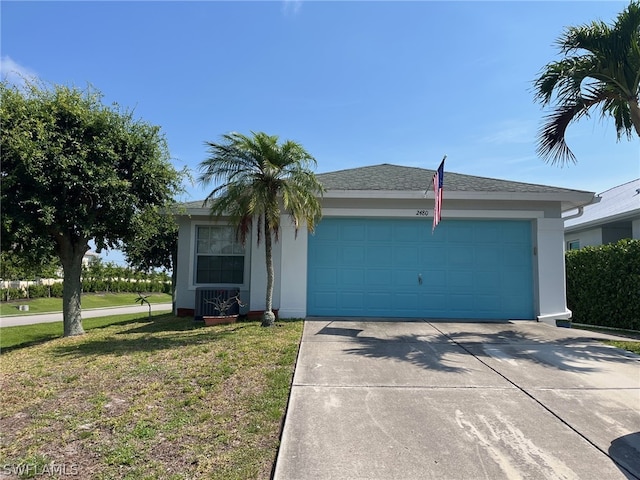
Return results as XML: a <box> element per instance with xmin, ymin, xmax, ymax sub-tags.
<box><xmin>566</xmin><ymin>239</ymin><xmax>580</xmax><ymax>251</ymax></box>
<box><xmin>189</xmin><ymin>222</ymin><xmax>251</xmax><ymax>290</ymax></box>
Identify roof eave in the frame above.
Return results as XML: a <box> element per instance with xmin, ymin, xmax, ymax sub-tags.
<box><xmin>564</xmin><ymin>208</ymin><xmax>640</xmax><ymax>232</ymax></box>
<box><xmin>323</xmin><ymin>189</ymin><xmax>595</xmax><ymax>207</ymax></box>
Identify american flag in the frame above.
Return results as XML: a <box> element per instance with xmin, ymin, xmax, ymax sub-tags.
<box><xmin>432</xmin><ymin>157</ymin><xmax>445</xmax><ymax>232</ymax></box>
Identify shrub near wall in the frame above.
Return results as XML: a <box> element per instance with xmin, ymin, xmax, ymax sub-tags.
<box><xmin>566</xmin><ymin>239</ymin><xmax>640</xmax><ymax>330</ymax></box>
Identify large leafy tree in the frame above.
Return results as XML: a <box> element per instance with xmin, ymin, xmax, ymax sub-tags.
<box><xmin>0</xmin><ymin>251</ymin><xmax>60</xmax><ymax>281</ymax></box>
<box><xmin>198</xmin><ymin>131</ymin><xmax>324</xmax><ymax>327</ymax></box>
<box><xmin>121</xmin><ymin>206</ymin><xmax>179</xmax><ymax>303</ymax></box>
<box><xmin>533</xmin><ymin>1</ymin><xmax>640</xmax><ymax>164</ymax></box>
<box><xmin>1</xmin><ymin>81</ymin><xmax>181</xmax><ymax>336</ymax></box>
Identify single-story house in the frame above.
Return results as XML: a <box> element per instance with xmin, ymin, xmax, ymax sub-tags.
<box><xmin>564</xmin><ymin>178</ymin><xmax>640</xmax><ymax>250</ymax></box>
<box><xmin>174</xmin><ymin>164</ymin><xmax>596</xmax><ymax>324</ymax></box>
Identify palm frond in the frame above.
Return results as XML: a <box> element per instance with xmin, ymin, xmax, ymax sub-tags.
<box><xmin>533</xmin><ymin>1</ymin><xmax>640</xmax><ymax>164</ymax></box>
<box><xmin>198</xmin><ymin>130</ymin><xmax>323</xmax><ymax>244</ymax></box>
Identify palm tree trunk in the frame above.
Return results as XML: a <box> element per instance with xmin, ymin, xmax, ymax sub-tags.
<box><xmin>630</xmin><ymin>98</ymin><xmax>640</xmax><ymax>137</ymax></box>
<box><xmin>262</xmin><ymin>214</ymin><xmax>276</xmax><ymax>327</ymax></box>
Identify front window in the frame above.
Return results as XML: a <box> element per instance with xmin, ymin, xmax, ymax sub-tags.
<box><xmin>567</xmin><ymin>240</ymin><xmax>580</xmax><ymax>251</ymax></box>
<box><xmin>195</xmin><ymin>226</ymin><xmax>245</xmax><ymax>284</ymax></box>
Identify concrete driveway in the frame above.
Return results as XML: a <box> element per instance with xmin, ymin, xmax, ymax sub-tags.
<box><xmin>274</xmin><ymin>319</ymin><xmax>640</xmax><ymax>480</ymax></box>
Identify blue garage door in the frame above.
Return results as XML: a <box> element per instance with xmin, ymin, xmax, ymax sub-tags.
<box><xmin>307</xmin><ymin>218</ymin><xmax>534</xmax><ymax>319</ymax></box>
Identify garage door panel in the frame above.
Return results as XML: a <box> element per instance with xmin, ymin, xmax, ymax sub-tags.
<box><xmin>474</xmin><ymin>271</ymin><xmax>501</xmax><ymax>293</ymax></box>
<box><xmin>420</xmin><ymin>272</ymin><xmax>447</xmax><ymax>293</ymax></box>
<box><xmin>341</xmin><ymin>269</ymin><xmax>364</xmax><ymax>285</ymax></box>
<box><xmin>340</xmin><ymin>292</ymin><xmax>364</xmax><ymax>310</ymax></box>
<box><xmin>448</xmin><ymin>293</ymin><xmax>474</xmax><ymax>311</ymax></box>
<box><xmin>342</xmin><ymin>224</ymin><xmax>366</xmax><ymax>241</ymax></box>
<box><xmin>474</xmin><ymin>225</ymin><xmax>500</xmax><ymax>243</ymax></box>
<box><xmin>421</xmin><ymin>246</ymin><xmax>447</xmax><ymax>267</ymax></box>
<box><xmin>448</xmin><ymin>270</ymin><xmax>474</xmax><ymax>288</ymax></box>
<box><xmin>368</xmin><ymin>292</ymin><xmax>393</xmax><ymax>309</ymax></box>
<box><xmin>366</xmin><ymin>269</ymin><xmax>392</xmax><ymax>286</ymax></box>
<box><xmin>314</xmin><ymin>245</ymin><xmax>339</xmax><ymax>263</ymax></box>
<box><xmin>475</xmin><ymin>248</ymin><xmax>500</xmax><ymax>267</ymax></box>
<box><xmin>342</xmin><ymin>246</ymin><xmax>365</xmax><ymax>265</ymax></box>
<box><xmin>313</xmin><ymin>269</ymin><xmax>337</xmax><ymax>285</ymax></box>
<box><xmin>307</xmin><ymin>219</ymin><xmax>534</xmax><ymax>319</ymax></box>
<box><xmin>394</xmin><ymin>246</ymin><xmax>419</xmax><ymax>265</ymax></box>
<box><xmin>502</xmin><ymin>295</ymin><xmax>530</xmax><ymax>317</ymax></box>
<box><xmin>474</xmin><ymin>294</ymin><xmax>502</xmax><ymax>312</ymax></box>
<box><xmin>395</xmin><ymin>293</ymin><xmax>419</xmax><ymax>311</ymax></box>
<box><xmin>447</xmin><ymin>224</ymin><xmax>474</xmax><ymax>242</ymax></box>
<box><xmin>367</xmin><ymin>224</ymin><xmax>392</xmax><ymax>242</ymax></box>
<box><xmin>368</xmin><ymin>246</ymin><xmax>392</xmax><ymax>265</ymax></box>
<box><xmin>392</xmin><ymin>271</ymin><xmax>419</xmax><ymax>288</ymax></box>
<box><xmin>448</xmin><ymin>247</ymin><xmax>474</xmax><ymax>266</ymax></box>
<box><xmin>502</xmin><ymin>245</ymin><xmax>530</xmax><ymax>266</ymax></box>
<box><xmin>502</xmin><ymin>222</ymin><xmax>531</xmax><ymax>242</ymax></box>
<box><xmin>393</xmin><ymin>224</ymin><xmax>421</xmax><ymax>242</ymax></box>
<box><xmin>311</xmin><ymin>292</ymin><xmax>337</xmax><ymax>311</ymax></box>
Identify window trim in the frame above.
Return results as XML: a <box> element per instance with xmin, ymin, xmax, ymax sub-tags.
<box><xmin>189</xmin><ymin>221</ymin><xmax>251</xmax><ymax>290</ymax></box>
<box><xmin>566</xmin><ymin>239</ymin><xmax>580</xmax><ymax>251</ymax></box>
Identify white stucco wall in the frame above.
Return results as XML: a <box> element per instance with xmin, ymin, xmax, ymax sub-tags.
<box><xmin>564</xmin><ymin>227</ymin><xmax>602</xmax><ymax>249</ymax></box>
<box><xmin>277</xmin><ymin>221</ymin><xmax>309</xmax><ymax>318</ymax></box>
<box><xmin>176</xmin><ymin>196</ymin><xmax>578</xmax><ymax>323</ymax></box>
<box><xmin>248</xmin><ymin>224</ymin><xmax>282</xmax><ymax>313</ymax></box>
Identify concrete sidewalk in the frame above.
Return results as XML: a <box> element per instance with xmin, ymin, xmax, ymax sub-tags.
<box><xmin>274</xmin><ymin>319</ymin><xmax>640</xmax><ymax>480</ymax></box>
<box><xmin>0</xmin><ymin>303</ymin><xmax>173</xmax><ymax>327</ymax></box>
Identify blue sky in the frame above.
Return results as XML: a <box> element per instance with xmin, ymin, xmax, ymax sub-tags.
<box><xmin>2</xmin><ymin>1</ymin><xmax>639</xmax><ymax>263</ymax></box>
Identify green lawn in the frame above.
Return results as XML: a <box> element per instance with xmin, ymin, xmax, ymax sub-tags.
<box><xmin>603</xmin><ymin>340</ymin><xmax>640</xmax><ymax>355</ymax></box>
<box><xmin>0</xmin><ymin>313</ymin><xmax>303</xmax><ymax>479</ymax></box>
<box><xmin>0</xmin><ymin>292</ymin><xmax>172</xmax><ymax>317</ymax></box>
<box><xmin>573</xmin><ymin>324</ymin><xmax>640</xmax><ymax>355</ymax></box>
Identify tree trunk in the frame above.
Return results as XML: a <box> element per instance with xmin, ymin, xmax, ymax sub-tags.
<box><xmin>262</xmin><ymin>215</ymin><xmax>276</xmax><ymax>327</ymax></box>
<box><xmin>629</xmin><ymin>98</ymin><xmax>640</xmax><ymax>138</ymax></box>
<box><xmin>57</xmin><ymin>235</ymin><xmax>89</xmax><ymax>336</ymax></box>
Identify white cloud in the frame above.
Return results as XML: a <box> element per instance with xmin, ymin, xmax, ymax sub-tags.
<box><xmin>0</xmin><ymin>56</ymin><xmax>38</xmax><ymax>85</ymax></box>
<box><xmin>478</xmin><ymin>120</ymin><xmax>537</xmax><ymax>145</ymax></box>
<box><xmin>282</xmin><ymin>0</ymin><xmax>303</xmax><ymax>16</ymax></box>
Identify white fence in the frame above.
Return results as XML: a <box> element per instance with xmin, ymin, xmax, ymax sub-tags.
<box><xmin>1</xmin><ymin>278</ymin><xmax>63</xmax><ymax>290</ymax></box>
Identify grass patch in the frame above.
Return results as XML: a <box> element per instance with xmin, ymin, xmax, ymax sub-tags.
<box><xmin>0</xmin><ymin>292</ymin><xmax>172</xmax><ymax>317</ymax></box>
<box><xmin>0</xmin><ymin>312</ymin><xmax>173</xmax><ymax>351</ymax></box>
<box><xmin>603</xmin><ymin>340</ymin><xmax>640</xmax><ymax>355</ymax></box>
<box><xmin>573</xmin><ymin>324</ymin><xmax>640</xmax><ymax>355</ymax></box>
<box><xmin>0</xmin><ymin>315</ymin><xmax>303</xmax><ymax>479</ymax></box>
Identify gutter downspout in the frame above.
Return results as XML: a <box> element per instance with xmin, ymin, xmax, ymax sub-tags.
<box><xmin>562</xmin><ymin>206</ymin><xmax>584</xmax><ymax>221</ymax></box>
<box><xmin>562</xmin><ymin>195</ymin><xmax>602</xmax><ymax>221</ymax></box>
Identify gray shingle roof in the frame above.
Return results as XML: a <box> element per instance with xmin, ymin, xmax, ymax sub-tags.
<box><xmin>316</xmin><ymin>164</ymin><xmax>590</xmax><ymax>194</ymax></box>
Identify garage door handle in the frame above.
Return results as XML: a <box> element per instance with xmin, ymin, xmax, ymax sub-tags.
<box><xmin>418</xmin><ymin>274</ymin><xmax>423</xmax><ymax>285</ymax></box>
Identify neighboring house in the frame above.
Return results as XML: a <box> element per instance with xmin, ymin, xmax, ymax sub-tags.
<box><xmin>564</xmin><ymin>178</ymin><xmax>640</xmax><ymax>250</ymax></box>
<box><xmin>82</xmin><ymin>251</ymin><xmax>100</xmax><ymax>266</ymax></box>
<box><xmin>174</xmin><ymin>164</ymin><xmax>595</xmax><ymax>324</ymax></box>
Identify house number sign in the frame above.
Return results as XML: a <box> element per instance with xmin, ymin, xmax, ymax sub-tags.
<box><xmin>415</xmin><ymin>210</ymin><xmax>429</xmax><ymax>217</ymax></box>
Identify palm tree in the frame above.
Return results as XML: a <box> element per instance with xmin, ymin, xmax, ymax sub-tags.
<box><xmin>533</xmin><ymin>1</ymin><xmax>640</xmax><ymax>164</ymax></box>
<box><xmin>198</xmin><ymin>131</ymin><xmax>325</xmax><ymax>326</ymax></box>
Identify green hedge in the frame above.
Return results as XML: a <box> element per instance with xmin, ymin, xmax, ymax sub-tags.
<box><xmin>0</xmin><ymin>288</ymin><xmax>25</xmax><ymax>302</ymax></box>
<box><xmin>566</xmin><ymin>239</ymin><xmax>640</xmax><ymax>330</ymax></box>
<box><xmin>1</xmin><ymin>280</ymin><xmax>170</xmax><ymax>301</ymax></box>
